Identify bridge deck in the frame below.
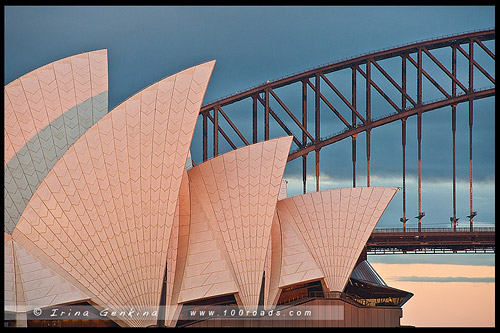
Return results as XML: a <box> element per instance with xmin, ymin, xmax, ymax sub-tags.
<box><xmin>367</xmin><ymin>227</ymin><xmax>495</xmax><ymax>254</ymax></box>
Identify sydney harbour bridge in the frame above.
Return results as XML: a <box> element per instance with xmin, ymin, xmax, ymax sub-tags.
<box><xmin>196</xmin><ymin>29</ymin><xmax>495</xmax><ymax>255</ymax></box>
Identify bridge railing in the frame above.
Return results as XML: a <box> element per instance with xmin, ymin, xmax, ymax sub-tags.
<box><xmin>372</xmin><ymin>227</ymin><xmax>495</xmax><ymax>233</ymax></box>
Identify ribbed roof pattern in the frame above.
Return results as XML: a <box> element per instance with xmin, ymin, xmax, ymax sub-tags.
<box><xmin>4</xmin><ymin>233</ymin><xmax>89</xmax><ymax>313</ymax></box>
<box><xmin>185</xmin><ymin>136</ymin><xmax>293</xmax><ymax>311</ymax></box>
<box><xmin>350</xmin><ymin>260</ymin><xmax>387</xmax><ymax>286</ymax></box>
<box><xmin>11</xmin><ymin>60</ymin><xmax>215</xmax><ymax>327</ymax></box>
<box><xmin>4</xmin><ymin>50</ymin><xmax>108</xmax><ymax>234</ymax></box>
<box><xmin>275</xmin><ymin>187</ymin><xmax>398</xmax><ymax>293</ymax></box>
<box><xmin>5</xmin><ymin>54</ymin><xmax>402</xmax><ymax>328</ymax></box>
<box><xmin>173</xmin><ymin>171</ymin><xmax>238</xmax><ymax>304</ymax></box>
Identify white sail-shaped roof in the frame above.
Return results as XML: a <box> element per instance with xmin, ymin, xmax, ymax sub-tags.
<box><xmin>4</xmin><ymin>50</ymin><xmax>108</xmax><ymax>234</ymax></box>
<box><xmin>5</xmin><ymin>53</ymin><xmax>403</xmax><ymax>328</ymax></box>
<box><xmin>11</xmin><ymin>60</ymin><xmax>215</xmax><ymax>327</ymax></box>
<box><xmin>184</xmin><ymin>136</ymin><xmax>293</xmax><ymax>311</ymax></box>
<box><xmin>274</xmin><ymin>187</ymin><xmax>398</xmax><ymax>294</ymax></box>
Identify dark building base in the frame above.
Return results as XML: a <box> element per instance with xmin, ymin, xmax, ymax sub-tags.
<box><xmin>181</xmin><ymin>297</ymin><xmax>403</xmax><ymax>327</ymax></box>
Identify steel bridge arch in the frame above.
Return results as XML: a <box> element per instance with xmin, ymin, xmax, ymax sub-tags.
<box><xmin>198</xmin><ymin>28</ymin><xmax>495</xmax><ymax>231</ymax></box>
<box><xmin>285</xmin><ymin>88</ymin><xmax>494</xmax><ymax>161</ymax></box>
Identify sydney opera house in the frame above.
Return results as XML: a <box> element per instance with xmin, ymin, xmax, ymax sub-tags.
<box><xmin>4</xmin><ymin>50</ymin><xmax>412</xmax><ymax>327</ymax></box>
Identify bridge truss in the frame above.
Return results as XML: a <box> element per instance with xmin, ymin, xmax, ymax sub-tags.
<box><xmin>197</xmin><ymin>29</ymin><xmax>495</xmax><ymax>251</ymax></box>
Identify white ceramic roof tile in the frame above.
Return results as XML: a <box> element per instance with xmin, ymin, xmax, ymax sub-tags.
<box><xmin>11</xmin><ymin>61</ymin><xmax>215</xmax><ymax>327</ymax></box>
<box><xmin>4</xmin><ymin>50</ymin><xmax>109</xmax><ymax>234</ymax></box>
<box><xmin>275</xmin><ymin>187</ymin><xmax>398</xmax><ymax>293</ymax></box>
<box><xmin>4</xmin><ymin>238</ymin><xmax>89</xmax><ymax>312</ymax></box>
<box><xmin>174</xmin><ymin>173</ymin><xmax>238</xmax><ymax>305</ymax></box>
<box><xmin>5</xmin><ymin>51</ymin><xmax>403</xmax><ymax>328</ymax></box>
<box><xmin>4</xmin><ymin>238</ymin><xmax>17</xmax><ymax>313</ymax></box>
<box><xmin>274</xmin><ymin>200</ymin><xmax>324</xmax><ymax>292</ymax></box>
<box><xmin>186</xmin><ymin>136</ymin><xmax>292</xmax><ymax>311</ymax></box>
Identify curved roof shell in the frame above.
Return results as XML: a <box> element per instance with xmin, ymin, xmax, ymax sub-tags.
<box><xmin>4</xmin><ymin>232</ymin><xmax>89</xmax><ymax>313</ymax></box>
<box><xmin>181</xmin><ymin>136</ymin><xmax>293</xmax><ymax>312</ymax></box>
<box><xmin>4</xmin><ymin>50</ymin><xmax>108</xmax><ymax>234</ymax></box>
<box><xmin>268</xmin><ymin>187</ymin><xmax>398</xmax><ymax>303</ymax></box>
<box><xmin>11</xmin><ymin>60</ymin><xmax>215</xmax><ymax>327</ymax></box>
<box><xmin>5</xmin><ymin>53</ymin><xmax>402</xmax><ymax>327</ymax></box>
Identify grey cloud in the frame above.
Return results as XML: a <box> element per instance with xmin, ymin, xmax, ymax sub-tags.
<box><xmin>395</xmin><ymin>276</ymin><xmax>494</xmax><ymax>283</ymax></box>
<box><xmin>368</xmin><ymin>254</ymin><xmax>495</xmax><ymax>266</ymax></box>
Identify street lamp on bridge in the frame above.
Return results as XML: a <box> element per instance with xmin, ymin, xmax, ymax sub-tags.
<box><xmin>466</xmin><ymin>211</ymin><xmax>477</xmax><ymax>232</ymax></box>
<box><xmin>450</xmin><ymin>216</ymin><xmax>460</xmax><ymax>232</ymax></box>
<box><xmin>414</xmin><ymin>212</ymin><xmax>425</xmax><ymax>232</ymax></box>
<box><xmin>400</xmin><ymin>217</ymin><xmax>409</xmax><ymax>232</ymax></box>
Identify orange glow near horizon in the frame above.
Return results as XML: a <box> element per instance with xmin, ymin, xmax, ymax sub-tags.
<box><xmin>371</xmin><ymin>263</ymin><xmax>495</xmax><ymax>327</ymax></box>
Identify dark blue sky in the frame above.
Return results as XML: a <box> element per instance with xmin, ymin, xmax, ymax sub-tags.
<box><xmin>4</xmin><ymin>6</ymin><xmax>495</xmax><ymax>228</ymax></box>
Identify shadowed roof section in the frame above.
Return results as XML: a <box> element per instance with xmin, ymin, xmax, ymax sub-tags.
<box><xmin>350</xmin><ymin>260</ymin><xmax>387</xmax><ymax>286</ymax></box>
<box><xmin>11</xmin><ymin>60</ymin><xmax>215</xmax><ymax>327</ymax></box>
<box><xmin>4</xmin><ymin>233</ymin><xmax>90</xmax><ymax>313</ymax></box>
<box><xmin>169</xmin><ymin>169</ymin><xmax>239</xmax><ymax>309</ymax></box>
<box><xmin>4</xmin><ymin>50</ymin><xmax>108</xmax><ymax>234</ymax></box>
